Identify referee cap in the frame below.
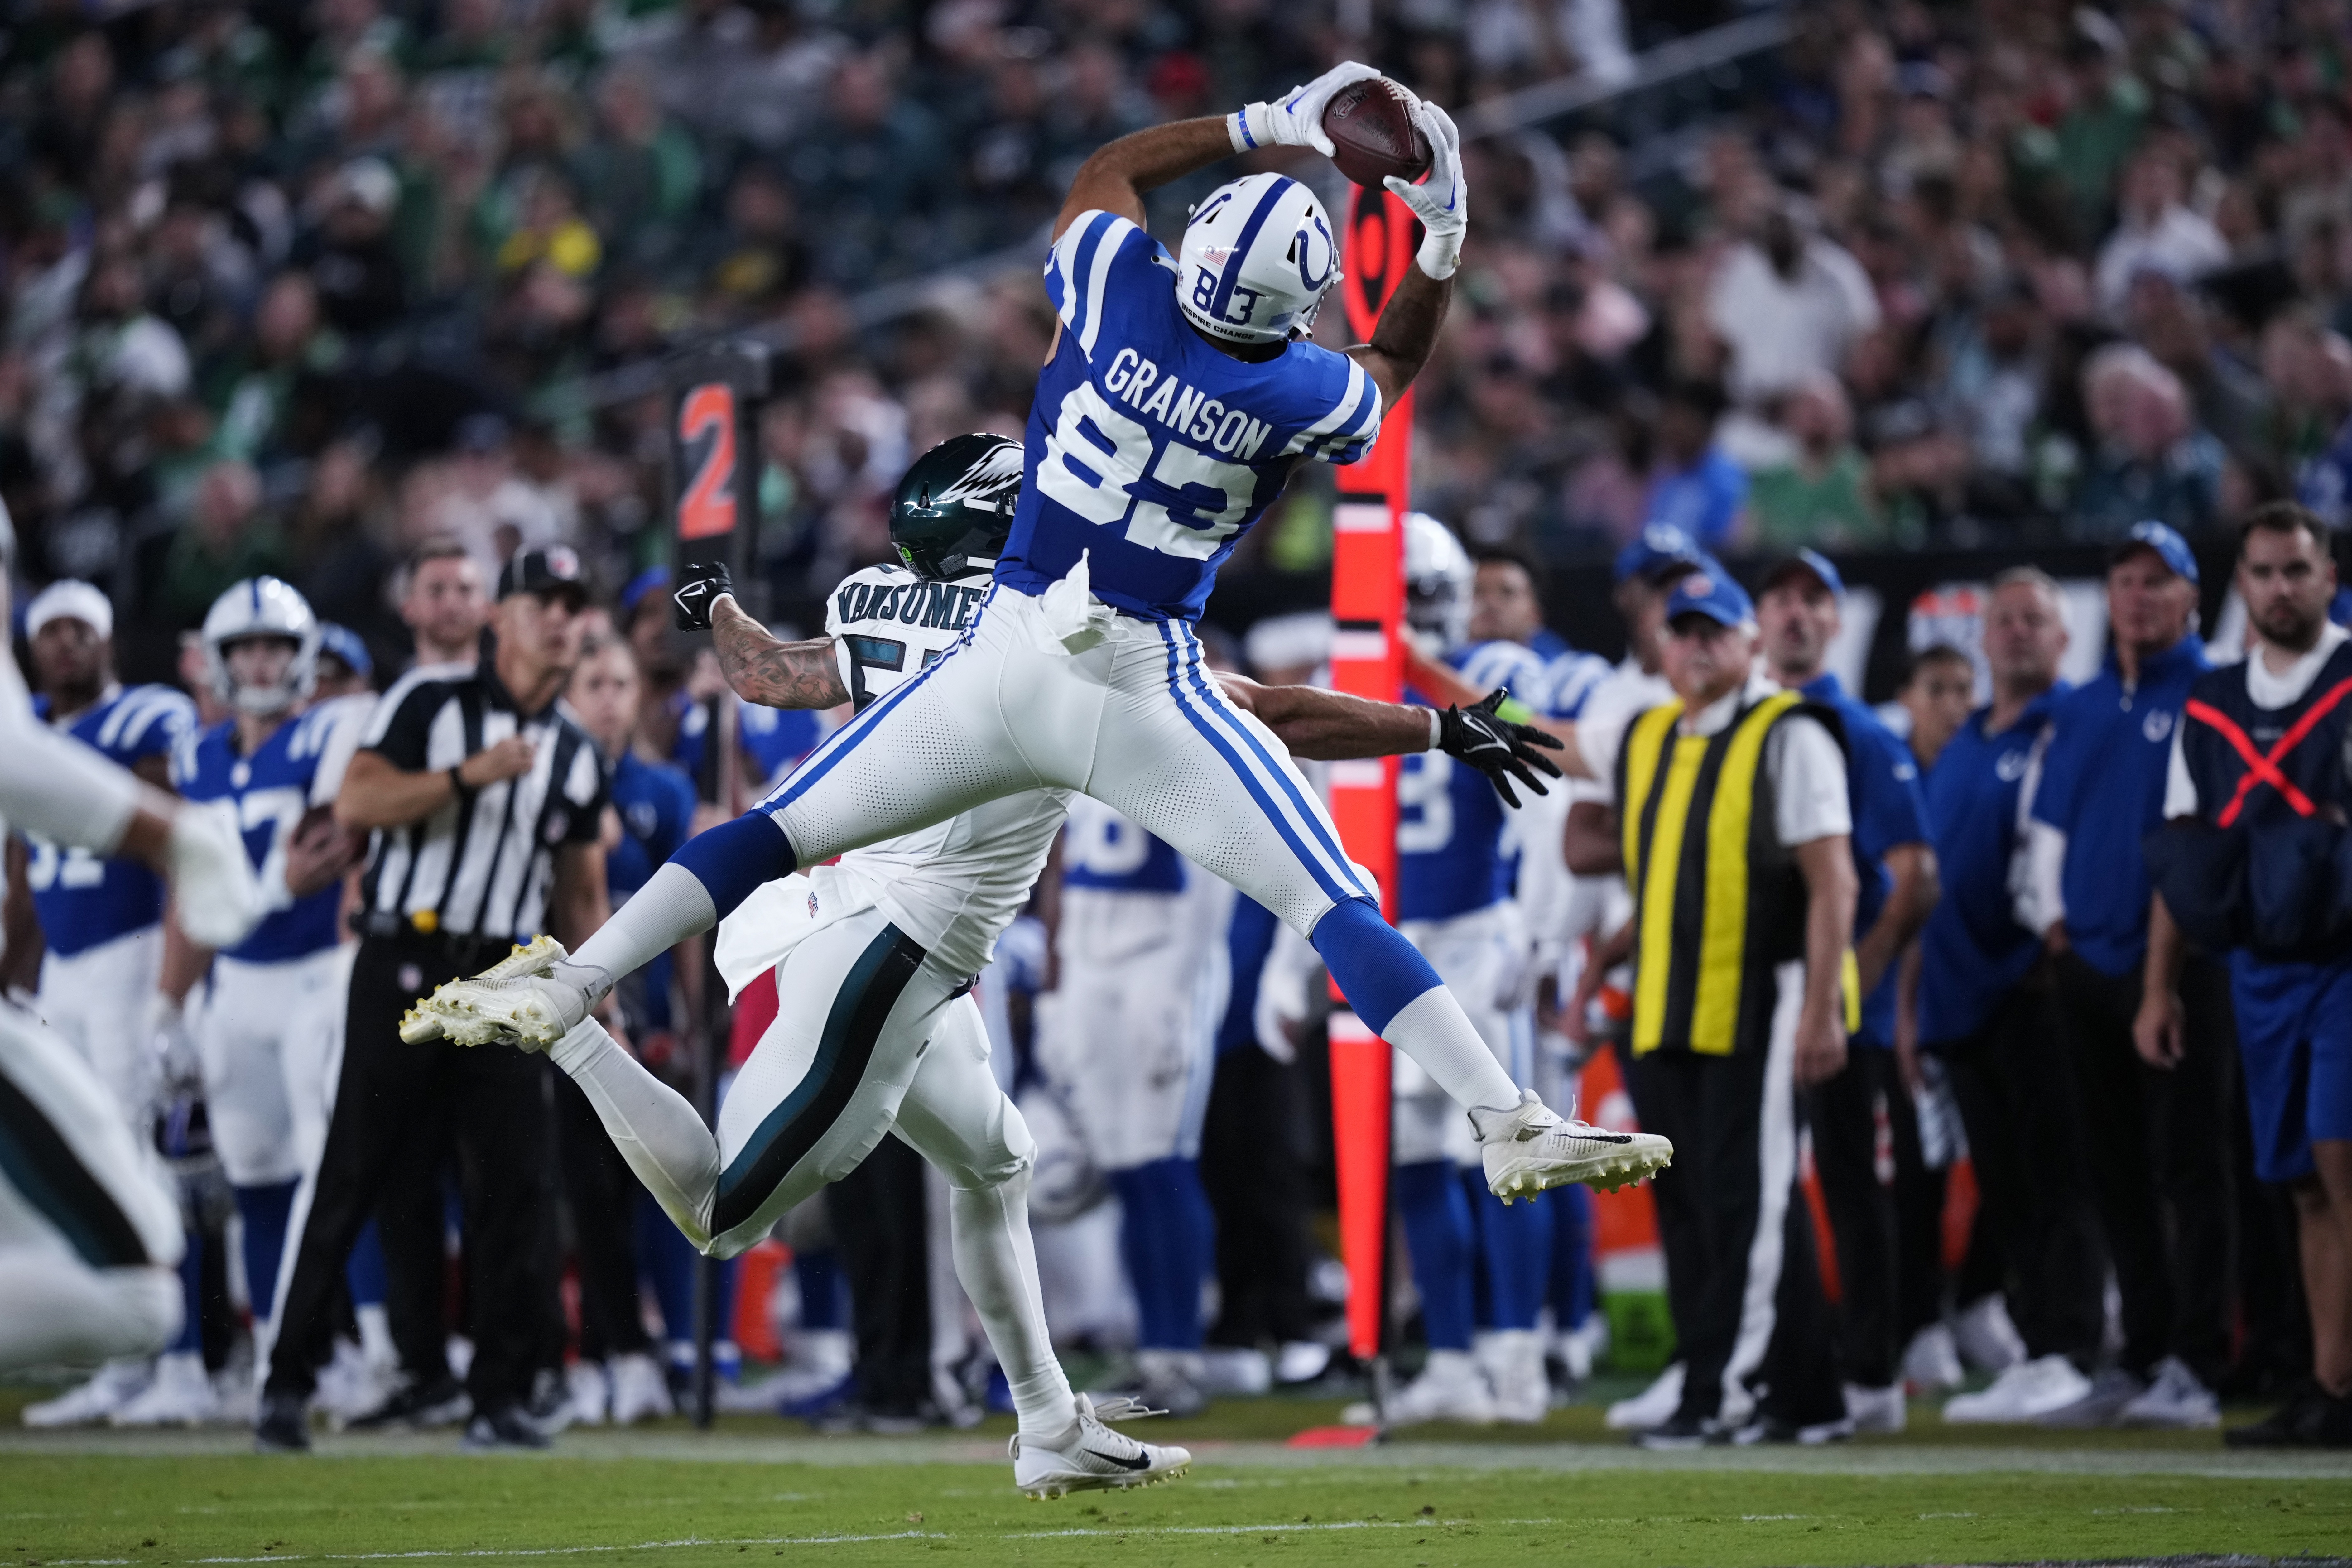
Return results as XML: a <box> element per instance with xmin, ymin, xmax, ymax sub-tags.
<box><xmin>1663</xmin><ymin>568</ymin><xmax>1755</xmax><ymax>631</ymax></box>
<box><xmin>2110</xmin><ymin>520</ymin><xmax>2199</xmax><ymax>584</ymax></box>
<box><xmin>25</xmin><ymin>579</ymin><xmax>113</xmax><ymax>641</ymax></box>
<box><xmin>497</xmin><ymin>545</ymin><xmax>589</xmax><ymax>607</ymax></box>
<box><xmin>1759</xmin><ymin>547</ymin><xmax>1846</xmax><ymax>601</ymax></box>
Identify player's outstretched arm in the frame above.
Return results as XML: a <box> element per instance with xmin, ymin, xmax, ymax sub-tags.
<box><xmin>1053</xmin><ymin>62</ymin><xmax>1383</xmax><ymax>241</ymax></box>
<box><xmin>673</xmin><ymin>560</ymin><xmax>850</xmax><ymax>711</ymax></box>
<box><xmin>1216</xmin><ymin>674</ymin><xmax>1562</xmax><ymax>804</ymax></box>
<box><xmin>1348</xmin><ymin>97</ymin><xmax>1466</xmax><ymax>410</ymax></box>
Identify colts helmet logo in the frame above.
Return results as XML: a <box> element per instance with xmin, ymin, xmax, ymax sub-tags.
<box><xmin>2143</xmin><ymin>708</ymin><xmax>2174</xmax><ymax>744</ymax></box>
<box><xmin>1995</xmin><ymin>749</ymin><xmax>2029</xmax><ymax>782</ymax></box>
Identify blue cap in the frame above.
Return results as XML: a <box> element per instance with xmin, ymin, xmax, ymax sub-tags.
<box><xmin>1614</xmin><ymin>523</ymin><xmax>1706</xmax><ymax>584</ymax></box>
<box><xmin>1761</xmin><ymin>547</ymin><xmax>1845</xmax><ymax>601</ymax></box>
<box><xmin>1662</xmin><ymin>567</ymin><xmax>1756</xmax><ymax>630</ymax></box>
<box><xmin>318</xmin><ymin>622</ymin><xmax>371</xmax><ymax>680</ymax></box>
<box><xmin>619</xmin><ymin>565</ymin><xmax>672</xmax><ymax>619</ymax></box>
<box><xmin>2111</xmin><ymin>520</ymin><xmax>2199</xmax><ymax>584</ymax></box>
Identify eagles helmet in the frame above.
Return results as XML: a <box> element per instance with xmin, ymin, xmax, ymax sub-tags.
<box><xmin>890</xmin><ymin>432</ymin><xmax>1024</xmax><ymax>580</ymax></box>
<box><xmin>1403</xmin><ymin>511</ymin><xmax>1473</xmax><ymax>650</ymax></box>
<box><xmin>202</xmin><ymin>576</ymin><xmax>320</xmax><ymax>715</ymax></box>
<box><xmin>1177</xmin><ymin>172</ymin><xmax>1342</xmax><ymax>346</ymax></box>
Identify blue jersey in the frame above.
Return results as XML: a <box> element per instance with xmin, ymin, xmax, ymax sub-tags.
<box><xmin>1061</xmin><ymin>796</ymin><xmax>1187</xmax><ymax>893</ymax></box>
<box><xmin>1799</xmin><ymin>673</ymin><xmax>1931</xmax><ymax>1046</ymax></box>
<box><xmin>22</xmin><ymin>684</ymin><xmax>196</xmax><ymax>956</ymax></box>
<box><xmin>1398</xmin><ymin>641</ymin><xmax>1549</xmax><ymax>922</ymax></box>
<box><xmin>172</xmin><ymin>699</ymin><xmax>364</xmax><ymax>964</ymax></box>
<box><xmin>607</xmin><ymin>750</ymin><xmax>696</xmax><ymax>903</ymax></box>
<box><xmin>1542</xmin><ymin>649</ymin><xmax>1612</xmax><ymax>720</ymax></box>
<box><xmin>999</xmin><ymin>208</ymin><xmax>1383</xmax><ymax>621</ymax></box>
<box><xmin>2030</xmin><ymin>636</ymin><xmax>2210</xmax><ymax>976</ymax></box>
<box><xmin>1917</xmin><ymin>687</ymin><xmax>2069</xmax><ymax>1047</ymax></box>
<box><xmin>673</xmin><ymin>697</ymin><xmax>830</xmax><ymax>795</ymax></box>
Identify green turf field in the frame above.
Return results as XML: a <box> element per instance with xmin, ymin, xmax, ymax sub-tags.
<box><xmin>4</xmin><ymin>1387</ymin><xmax>2349</xmax><ymax>1568</ymax></box>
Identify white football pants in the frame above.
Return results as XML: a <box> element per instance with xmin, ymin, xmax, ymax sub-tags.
<box><xmin>195</xmin><ymin>944</ymin><xmax>349</xmax><ymax>1187</ymax></box>
<box><xmin>1393</xmin><ymin>903</ymin><xmax>1529</xmax><ymax>1166</ymax></box>
<box><xmin>760</xmin><ymin>584</ymin><xmax>1374</xmax><ymax>938</ymax></box>
<box><xmin>0</xmin><ymin>996</ymin><xmax>185</xmax><ymax>1371</ymax></box>
<box><xmin>35</xmin><ymin>923</ymin><xmax>164</xmax><ymax>1126</ymax></box>
<box><xmin>552</xmin><ymin>903</ymin><xmax>1075</xmax><ymax>1435</ymax></box>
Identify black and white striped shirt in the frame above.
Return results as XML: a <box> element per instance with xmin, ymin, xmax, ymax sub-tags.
<box><xmin>354</xmin><ymin>660</ymin><xmax>607</xmax><ymax>944</ymax></box>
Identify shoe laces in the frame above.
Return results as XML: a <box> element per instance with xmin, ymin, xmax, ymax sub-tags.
<box><xmin>1085</xmin><ymin>1394</ymin><xmax>1168</xmax><ymax>1423</ymax></box>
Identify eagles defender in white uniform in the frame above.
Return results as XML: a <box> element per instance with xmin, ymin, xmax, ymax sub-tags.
<box><xmin>0</xmin><ymin>504</ymin><xmax>267</xmax><ymax>1375</ymax></box>
<box><xmin>411</xmin><ymin>65</ymin><xmax>1669</xmax><ymax>1216</ymax></box>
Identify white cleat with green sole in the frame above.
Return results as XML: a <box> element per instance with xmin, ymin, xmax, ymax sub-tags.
<box><xmin>1473</xmin><ymin>1089</ymin><xmax>1672</xmax><ymax>1202</ymax></box>
<box><xmin>398</xmin><ymin>935</ymin><xmax>612</xmax><ymax>1050</ymax></box>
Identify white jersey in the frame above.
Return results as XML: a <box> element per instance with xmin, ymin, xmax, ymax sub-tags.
<box><xmin>716</xmin><ymin>563</ymin><xmax>1071</xmax><ymax>987</ymax></box>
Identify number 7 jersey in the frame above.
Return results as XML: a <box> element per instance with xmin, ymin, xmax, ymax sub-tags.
<box><xmin>998</xmin><ymin>206</ymin><xmax>1383</xmax><ymax>622</ymax></box>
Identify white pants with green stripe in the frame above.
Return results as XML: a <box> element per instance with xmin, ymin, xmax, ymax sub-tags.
<box><xmin>0</xmin><ymin>998</ymin><xmax>184</xmax><ymax>1371</ymax></box>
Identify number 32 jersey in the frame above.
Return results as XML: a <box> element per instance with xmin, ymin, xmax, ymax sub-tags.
<box><xmin>999</xmin><ymin>209</ymin><xmax>1383</xmax><ymax>623</ymax></box>
<box><xmin>22</xmin><ymin>684</ymin><xmax>196</xmax><ymax>956</ymax></box>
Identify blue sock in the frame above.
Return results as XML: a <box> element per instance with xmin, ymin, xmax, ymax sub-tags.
<box><xmin>1309</xmin><ymin>897</ymin><xmax>1443</xmax><ymax>1032</ymax></box>
<box><xmin>637</xmin><ymin>1188</ymin><xmax>698</xmax><ymax>1343</ymax></box>
<box><xmin>794</xmin><ymin>1247</ymin><xmax>846</xmax><ymax>1330</ymax></box>
<box><xmin>1109</xmin><ymin>1157</ymin><xmax>1213</xmax><ymax>1352</ymax></box>
<box><xmin>674</xmin><ymin>811</ymin><xmax>797</xmax><ymax>918</ymax></box>
<box><xmin>1393</xmin><ymin>1161</ymin><xmax>1474</xmax><ymax>1351</ymax></box>
<box><xmin>1462</xmin><ymin>1166</ymin><xmax>1551</xmax><ymax>1331</ymax></box>
<box><xmin>346</xmin><ymin>1218</ymin><xmax>388</xmax><ymax>1308</ymax></box>
<box><xmin>234</xmin><ymin>1180</ymin><xmax>298</xmax><ymax>1322</ymax></box>
<box><xmin>1549</xmin><ymin>1181</ymin><xmax>1596</xmax><ymax>1329</ymax></box>
<box><xmin>171</xmin><ymin>1231</ymin><xmax>204</xmax><ymax>1354</ymax></box>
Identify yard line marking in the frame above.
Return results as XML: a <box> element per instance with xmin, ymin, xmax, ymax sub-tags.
<box><xmin>190</xmin><ymin>1531</ymin><xmax>942</xmax><ymax>1563</ymax></box>
<box><xmin>1008</xmin><ymin>1516</ymin><xmax>1562</xmax><ymax>1539</ymax></box>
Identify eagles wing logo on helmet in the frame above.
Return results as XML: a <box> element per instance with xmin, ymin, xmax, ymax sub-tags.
<box><xmin>931</xmin><ymin>440</ymin><xmax>1024</xmax><ymax>512</ymax></box>
<box><xmin>891</xmin><ymin>433</ymin><xmax>1026</xmax><ymax>580</ymax></box>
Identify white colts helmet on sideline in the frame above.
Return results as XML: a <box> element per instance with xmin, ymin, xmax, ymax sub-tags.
<box><xmin>1176</xmin><ymin>172</ymin><xmax>1343</xmax><ymax>346</ymax></box>
<box><xmin>1403</xmin><ymin>511</ymin><xmax>1474</xmax><ymax>651</ymax></box>
<box><xmin>202</xmin><ymin>575</ymin><xmax>320</xmax><ymax>716</ymax></box>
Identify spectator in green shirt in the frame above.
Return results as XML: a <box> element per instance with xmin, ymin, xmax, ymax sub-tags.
<box><xmin>1747</xmin><ymin>372</ymin><xmax>1888</xmax><ymax>550</ymax></box>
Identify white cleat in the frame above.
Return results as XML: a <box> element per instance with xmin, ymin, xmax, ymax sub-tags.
<box><xmin>1950</xmin><ymin>1294</ymin><xmax>2027</xmax><ymax>1374</ymax></box>
<box><xmin>1604</xmin><ymin>1361</ymin><xmax>1685</xmax><ymax>1432</ymax></box>
<box><xmin>1941</xmin><ymin>1353</ymin><xmax>2091</xmax><ymax>1424</ymax></box>
<box><xmin>108</xmin><ymin>1351</ymin><xmax>219</xmax><ymax>1428</ymax></box>
<box><xmin>1011</xmin><ymin>1395</ymin><xmax>1191</xmax><ymax>1500</ymax></box>
<box><xmin>1472</xmin><ymin>1089</ymin><xmax>1671</xmax><ymax>1200</ymax></box>
<box><xmin>1844</xmin><ymin>1381</ymin><xmax>1906</xmax><ymax>1435</ymax></box>
<box><xmin>606</xmin><ymin>1351</ymin><xmax>675</xmax><ymax>1426</ymax></box>
<box><xmin>399</xmin><ymin>936</ymin><xmax>611</xmax><ymax>1048</ymax></box>
<box><xmin>1901</xmin><ymin>1322</ymin><xmax>1966</xmax><ymax>1394</ymax></box>
<box><xmin>24</xmin><ymin>1359</ymin><xmax>153</xmax><ymax>1427</ymax></box>
<box><xmin>1476</xmin><ymin>1330</ymin><xmax>1551</xmax><ymax>1425</ymax></box>
<box><xmin>1342</xmin><ymin>1348</ymin><xmax>1497</xmax><ymax>1427</ymax></box>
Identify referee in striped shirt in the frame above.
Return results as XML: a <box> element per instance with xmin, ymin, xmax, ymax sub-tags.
<box><xmin>257</xmin><ymin>547</ymin><xmax>610</xmax><ymax>1452</ymax></box>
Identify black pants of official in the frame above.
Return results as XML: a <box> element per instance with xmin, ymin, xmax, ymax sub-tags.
<box><xmin>1201</xmin><ymin>1044</ymin><xmax>1318</xmax><ymax>1349</ymax></box>
<box><xmin>1629</xmin><ymin>1045</ymin><xmax>1843</xmax><ymax>1427</ymax></box>
<box><xmin>1807</xmin><ymin>1046</ymin><xmax>1901</xmax><ymax>1388</ymax></box>
<box><xmin>555</xmin><ymin>1071</ymin><xmax>652</xmax><ymax>1362</ymax></box>
<box><xmin>1938</xmin><ymin>980</ymin><xmax>2107</xmax><ymax>1366</ymax></box>
<box><xmin>2054</xmin><ymin>951</ymin><xmax>2237</xmax><ymax>1385</ymax></box>
<box><xmin>827</xmin><ymin>1132</ymin><xmax>932</xmax><ymax>1412</ymax></box>
<box><xmin>266</xmin><ymin>935</ymin><xmax>558</xmax><ymax>1414</ymax></box>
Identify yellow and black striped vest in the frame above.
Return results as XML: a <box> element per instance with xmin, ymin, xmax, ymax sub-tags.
<box><xmin>1615</xmin><ymin>689</ymin><xmax>1859</xmax><ymax>1057</ymax></box>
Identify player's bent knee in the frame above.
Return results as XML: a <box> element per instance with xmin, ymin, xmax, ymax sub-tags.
<box><xmin>1309</xmin><ymin>896</ymin><xmax>1444</xmax><ymax>1034</ymax></box>
<box><xmin>673</xmin><ymin>812</ymin><xmax>798</xmax><ymax>918</ymax></box>
<box><xmin>88</xmin><ymin>1265</ymin><xmax>183</xmax><ymax>1362</ymax></box>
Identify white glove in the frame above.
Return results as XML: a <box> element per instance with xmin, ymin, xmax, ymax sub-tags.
<box><xmin>144</xmin><ymin>992</ymin><xmax>200</xmax><ymax>1097</ymax></box>
<box><xmin>1383</xmin><ymin>98</ymin><xmax>1466</xmax><ymax>280</ymax></box>
<box><xmin>1229</xmin><ymin>60</ymin><xmax>1382</xmax><ymax>156</ymax></box>
<box><xmin>166</xmin><ymin>801</ymin><xmax>266</xmax><ymax>950</ymax></box>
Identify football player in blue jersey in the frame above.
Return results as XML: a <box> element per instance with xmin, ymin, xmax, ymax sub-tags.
<box><xmin>1041</xmin><ymin>797</ymin><xmax>1233</xmax><ymax>1416</ymax></box>
<box><xmin>0</xmin><ymin>509</ymin><xmax>266</xmax><ymax>1379</ymax></box>
<box><xmin>137</xmin><ymin>579</ymin><xmax>370</xmax><ymax>1425</ymax></box>
<box><xmin>412</xmin><ymin>64</ymin><xmax>1670</xmax><ymax>1214</ymax></box>
<box><xmin>1357</xmin><ymin>516</ymin><xmax>1556</xmax><ymax>1426</ymax></box>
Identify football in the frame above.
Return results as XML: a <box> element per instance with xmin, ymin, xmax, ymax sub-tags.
<box><xmin>1321</xmin><ymin>76</ymin><xmax>1433</xmax><ymax>189</ymax></box>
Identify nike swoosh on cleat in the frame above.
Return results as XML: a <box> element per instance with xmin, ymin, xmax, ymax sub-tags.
<box><xmin>1081</xmin><ymin>1447</ymin><xmax>1153</xmax><ymax>1471</ymax></box>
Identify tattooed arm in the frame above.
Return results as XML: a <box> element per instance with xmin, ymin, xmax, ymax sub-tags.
<box><xmin>711</xmin><ymin>594</ymin><xmax>850</xmax><ymax>710</ymax></box>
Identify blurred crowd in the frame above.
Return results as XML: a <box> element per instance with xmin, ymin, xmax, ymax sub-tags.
<box><xmin>22</xmin><ymin>0</ymin><xmax>2352</xmax><ymax>691</ymax></box>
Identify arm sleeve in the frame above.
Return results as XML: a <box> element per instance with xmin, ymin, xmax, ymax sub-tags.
<box><xmin>1855</xmin><ymin>729</ymin><xmax>1932</xmax><ymax>856</ymax></box>
<box><xmin>1773</xmin><ymin>717</ymin><xmax>1854</xmax><ymax>847</ymax></box>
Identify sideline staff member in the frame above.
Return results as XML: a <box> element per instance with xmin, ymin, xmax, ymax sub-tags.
<box><xmin>1545</xmin><ymin>569</ymin><xmax>1860</xmax><ymax>1446</ymax></box>
<box><xmin>2146</xmin><ymin>502</ymin><xmax>2352</xmax><ymax>1447</ymax></box>
<box><xmin>256</xmin><ymin>547</ymin><xmax>610</xmax><ymax>1453</ymax></box>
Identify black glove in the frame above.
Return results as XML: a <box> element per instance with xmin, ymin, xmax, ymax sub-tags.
<box><xmin>672</xmin><ymin>559</ymin><xmax>734</xmax><ymax>631</ymax></box>
<box><xmin>1436</xmin><ymin>687</ymin><xmax>1564</xmax><ymax>809</ymax></box>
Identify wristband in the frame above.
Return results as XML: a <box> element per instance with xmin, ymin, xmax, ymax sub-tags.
<box><xmin>1426</xmin><ymin>708</ymin><xmax>1443</xmax><ymax>751</ymax></box>
<box><xmin>449</xmin><ymin>763</ymin><xmax>467</xmax><ymax>792</ymax></box>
